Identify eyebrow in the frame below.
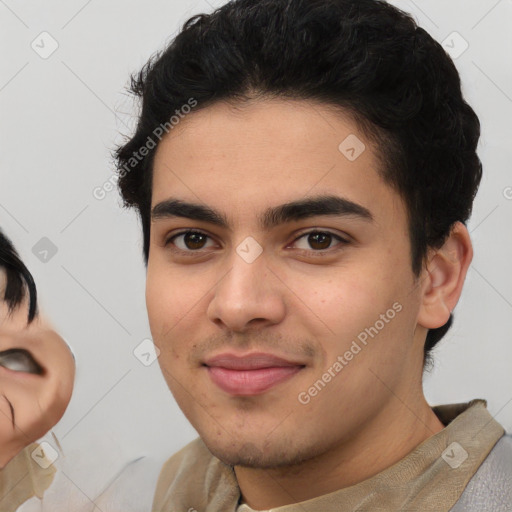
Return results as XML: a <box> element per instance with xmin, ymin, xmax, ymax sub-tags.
<box><xmin>151</xmin><ymin>194</ymin><xmax>374</xmax><ymax>230</ymax></box>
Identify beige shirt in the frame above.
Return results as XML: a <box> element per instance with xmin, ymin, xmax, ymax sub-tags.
<box><xmin>0</xmin><ymin>442</ymin><xmax>56</xmax><ymax>512</ymax></box>
<box><xmin>152</xmin><ymin>399</ymin><xmax>506</xmax><ymax>512</ymax></box>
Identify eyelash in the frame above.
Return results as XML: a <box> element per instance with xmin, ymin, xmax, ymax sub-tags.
<box><xmin>164</xmin><ymin>229</ymin><xmax>350</xmax><ymax>256</ymax></box>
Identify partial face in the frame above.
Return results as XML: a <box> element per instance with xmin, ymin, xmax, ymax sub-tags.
<box><xmin>146</xmin><ymin>99</ymin><xmax>427</xmax><ymax>468</ymax></box>
<box><xmin>0</xmin><ymin>280</ymin><xmax>75</xmax><ymax>468</ymax></box>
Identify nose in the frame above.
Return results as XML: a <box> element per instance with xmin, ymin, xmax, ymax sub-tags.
<box><xmin>206</xmin><ymin>248</ymin><xmax>286</xmax><ymax>333</ymax></box>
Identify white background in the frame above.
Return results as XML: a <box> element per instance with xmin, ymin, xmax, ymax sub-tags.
<box><xmin>1</xmin><ymin>0</ymin><xmax>511</xmax><ymax>509</ymax></box>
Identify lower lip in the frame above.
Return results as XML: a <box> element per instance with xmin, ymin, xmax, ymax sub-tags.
<box><xmin>207</xmin><ymin>365</ymin><xmax>303</xmax><ymax>396</ymax></box>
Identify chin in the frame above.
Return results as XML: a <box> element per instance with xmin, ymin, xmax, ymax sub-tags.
<box><xmin>201</xmin><ymin>432</ymin><xmax>314</xmax><ymax>469</ymax></box>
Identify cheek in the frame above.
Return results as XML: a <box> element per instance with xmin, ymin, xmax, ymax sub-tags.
<box><xmin>146</xmin><ymin>262</ymin><xmax>179</xmax><ymax>336</ymax></box>
<box><xmin>288</xmin><ymin>260</ymin><xmax>409</xmax><ymax>368</ymax></box>
<box><xmin>145</xmin><ymin>264</ymin><xmax>201</xmax><ymax>361</ymax></box>
<box><xmin>289</xmin><ymin>265</ymin><xmax>384</xmax><ymax>338</ymax></box>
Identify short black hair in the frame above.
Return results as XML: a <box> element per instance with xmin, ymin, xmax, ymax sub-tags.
<box><xmin>0</xmin><ymin>230</ymin><xmax>37</xmax><ymax>323</ymax></box>
<box><xmin>114</xmin><ymin>0</ymin><xmax>482</xmax><ymax>367</ymax></box>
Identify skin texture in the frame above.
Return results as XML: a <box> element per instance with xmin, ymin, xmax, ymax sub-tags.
<box><xmin>146</xmin><ymin>98</ymin><xmax>473</xmax><ymax>509</ymax></box>
<box><xmin>0</xmin><ymin>280</ymin><xmax>75</xmax><ymax>469</ymax></box>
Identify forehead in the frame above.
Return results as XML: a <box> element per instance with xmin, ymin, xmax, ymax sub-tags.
<box><xmin>151</xmin><ymin>98</ymin><xmax>405</xmax><ymax>228</ymax></box>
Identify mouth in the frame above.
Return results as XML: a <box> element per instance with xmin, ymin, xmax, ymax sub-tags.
<box><xmin>203</xmin><ymin>352</ymin><xmax>305</xmax><ymax>396</ymax></box>
<box><xmin>0</xmin><ymin>348</ymin><xmax>44</xmax><ymax>375</ymax></box>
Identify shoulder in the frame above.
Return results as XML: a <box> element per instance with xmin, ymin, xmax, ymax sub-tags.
<box><xmin>450</xmin><ymin>434</ymin><xmax>512</xmax><ymax>512</ymax></box>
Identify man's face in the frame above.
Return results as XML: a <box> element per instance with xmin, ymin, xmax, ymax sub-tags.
<box><xmin>146</xmin><ymin>99</ymin><xmax>429</xmax><ymax>468</ymax></box>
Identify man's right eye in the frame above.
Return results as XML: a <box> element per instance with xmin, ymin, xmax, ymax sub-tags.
<box><xmin>165</xmin><ymin>230</ymin><xmax>217</xmax><ymax>252</ymax></box>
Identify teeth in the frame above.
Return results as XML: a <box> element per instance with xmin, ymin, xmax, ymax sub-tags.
<box><xmin>0</xmin><ymin>349</ymin><xmax>43</xmax><ymax>374</ymax></box>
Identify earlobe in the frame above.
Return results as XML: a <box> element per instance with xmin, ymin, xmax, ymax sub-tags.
<box><xmin>417</xmin><ymin>222</ymin><xmax>473</xmax><ymax>330</ymax></box>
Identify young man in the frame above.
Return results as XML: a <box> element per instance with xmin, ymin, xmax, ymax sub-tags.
<box><xmin>0</xmin><ymin>229</ymin><xmax>75</xmax><ymax>510</ymax></box>
<box><xmin>115</xmin><ymin>0</ymin><xmax>512</xmax><ymax>510</ymax></box>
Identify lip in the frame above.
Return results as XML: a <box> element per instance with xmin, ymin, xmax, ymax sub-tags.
<box><xmin>204</xmin><ymin>352</ymin><xmax>305</xmax><ymax>396</ymax></box>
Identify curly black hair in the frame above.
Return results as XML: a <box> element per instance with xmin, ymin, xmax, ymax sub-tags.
<box><xmin>114</xmin><ymin>0</ymin><xmax>482</xmax><ymax>367</ymax></box>
<box><xmin>0</xmin><ymin>230</ymin><xmax>37</xmax><ymax>323</ymax></box>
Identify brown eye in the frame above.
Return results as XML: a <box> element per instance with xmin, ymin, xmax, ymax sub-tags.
<box><xmin>292</xmin><ymin>230</ymin><xmax>349</xmax><ymax>253</ymax></box>
<box><xmin>0</xmin><ymin>348</ymin><xmax>44</xmax><ymax>375</ymax></box>
<box><xmin>182</xmin><ymin>232</ymin><xmax>208</xmax><ymax>249</ymax></box>
<box><xmin>165</xmin><ymin>230</ymin><xmax>216</xmax><ymax>252</ymax></box>
<box><xmin>307</xmin><ymin>232</ymin><xmax>332</xmax><ymax>250</ymax></box>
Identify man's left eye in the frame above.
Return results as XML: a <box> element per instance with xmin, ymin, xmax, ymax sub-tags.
<box><xmin>292</xmin><ymin>231</ymin><xmax>349</xmax><ymax>251</ymax></box>
<box><xmin>0</xmin><ymin>349</ymin><xmax>43</xmax><ymax>374</ymax></box>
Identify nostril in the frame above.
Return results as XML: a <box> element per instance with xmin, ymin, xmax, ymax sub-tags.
<box><xmin>0</xmin><ymin>348</ymin><xmax>44</xmax><ymax>375</ymax></box>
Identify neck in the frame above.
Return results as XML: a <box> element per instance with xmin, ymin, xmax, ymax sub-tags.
<box><xmin>234</xmin><ymin>396</ymin><xmax>445</xmax><ymax>510</ymax></box>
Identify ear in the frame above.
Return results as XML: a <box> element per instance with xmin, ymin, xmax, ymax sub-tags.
<box><xmin>416</xmin><ymin>222</ymin><xmax>473</xmax><ymax>330</ymax></box>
